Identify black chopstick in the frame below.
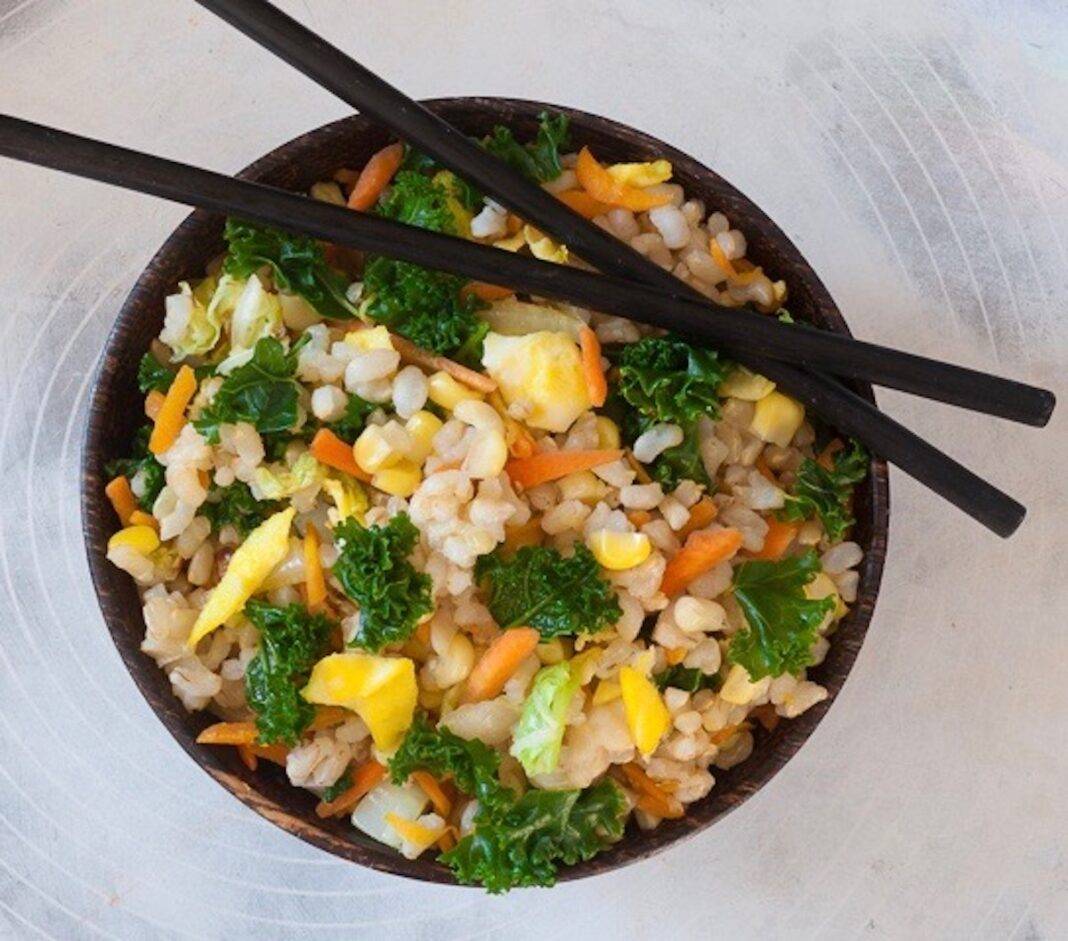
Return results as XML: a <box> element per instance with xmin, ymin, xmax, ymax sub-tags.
<box><xmin>0</xmin><ymin>114</ymin><xmax>1027</xmax><ymax>535</ymax></box>
<box><xmin>191</xmin><ymin>0</ymin><xmax>1054</xmax><ymax>430</ymax></box>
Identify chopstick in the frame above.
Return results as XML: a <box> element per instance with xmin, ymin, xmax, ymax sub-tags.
<box><xmin>0</xmin><ymin>114</ymin><xmax>1028</xmax><ymax>535</ymax></box>
<box><xmin>193</xmin><ymin>0</ymin><xmax>1054</xmax><ymax>429</ymax></box>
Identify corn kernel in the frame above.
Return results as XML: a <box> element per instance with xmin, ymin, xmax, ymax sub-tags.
<box><xmin>588</xmin><ymin>529</ymin><xmax>652</xmax><ymax>571</ymax></box>
<box><xmin>750</xmin><ymin>390</ymin><xmax>805</xmax><ymax>447</ymax></box>
<box><xmin>718</xmin><ymin>366</ymin><xmax>776</xmax><ymax>401</ymax></box>
<box><xmin>594</xmin><ymin>416</ymin><xmax>621</xmax><ymax>450</ymax></box>
<box><xmin>592</xmin><ymin>679</ymin><xmax>621</xmax><ymax>705</ymax></box>
<box><xmin>427</xmin><ymin>371</ymin><xmax>483</xmax><ymax>411</ymax></box>
<box><xmin>558</xmin><ymin>470</ymin><xmax>609</xmax><ymax>503</ymax></box>
<box><xmin>353</xmin><ymin>425</ymin><xmax>402</xmax><ymax>474</ymax></box>
<box><xmin>372</xmin><ymin>459</ymin><xmax>422</xmax><ymax>498</ymax></box>
<box><xmin>404</xmin><ymin>410</ymin><xmax>443</xmax><ymax>464</ymax></box>
<box><xmin>344</xmin><ymin>325</ymin><xmax>393</xmax><ymax>352</ymax></box>
<box><xmin>108</xmin><ymin>524</ymin><xmax>160</xmax><ymax>555</ymax></box>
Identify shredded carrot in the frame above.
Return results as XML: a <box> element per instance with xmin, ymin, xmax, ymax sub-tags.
<box><xmin>247</xmin><ymin>743</ymin><xmax>288</xmax><ymax>766</ymax></box>
<box><xmin>709</xmin><ymin>723</ymin><xmax>746</xmax><ymax>746</ymax></box>
<box><xmin>196</xmin><ymin>721</ymin><xmax>258</xmax><ymax>746</ymax></box>
<box><xmin>105</xmin><ymin>475</ymin><xmax>138</xmax><ymax>525</ymax></box>
<box><xmin>677</xmin><ymin>497</ymin><xmax>717</xmax><ymax>539</ymax></box>
<box><xmin>660</xmin><ymin>528</ymin><xmax>744</xmax><ymax>597</ymax></box>
<box><xmin>625</xmin><ymin>451</ymin><xmax>654</xmax><ymax>485</ymax></box>
<box><xmin>389</xmin><ymin>332</ymin><xmax>497</xmax><ymax>394</ymax></box>
<box><xmin>621</xmin><ymin>763</ymin><xmax>684</xmax><ymax>819</ymax></box>
<box><xmin>665</xmin><ymin>647</ymin><xmax>687</xmax><ymax>666</ymax></box>
<box><xmin>506</xmin><ymin>449</ymin><xmax>623</xmax><ymax>489</ymax></box>
<box><xmin>128</xmin><ymin>509</ymin><xmax>158</xmax><ymax>531</ymax></box>
<box><xmin>309</xmin><ymin>428</ymin><xmax>371</xmax><ymax>481</ymax></box>
<box><xmin>144</xmin><ymin>389</ymin><xmax>165</xmax><ymax>421</ymax></box>
<box><xmin>749</xmin><ymin>518</ymin><xmax>798</xmax><ymax>561</ymax></box>
<box><xmin>503</xmin><ymin>515</ymin><xmax>543</xmax><ymax>554</ymax></box>
<box><xmin>575</xmin><ymin>147</ymin><xmax>672</xmax><ymax>212</ymax></box>
<box><xmin>347</xmin><ymin>142</ymin><xmax>404</xmax><ymax>211</ymax></box>
<box><xmin>817</xmin><ymin>438</ymin><xmax>844</xmax><ymax>470</ymax></box>
<box><xmin>148</xmin><ymin>364</ymin><xmax>197</xmax><ymax>455</ymax></box>
<box><xmin>437</xmin><ymin>826</ymin><xmax>457</xmax><ymax>852</ymax></box>
<box><xmin>308</xmin><ymin>705</ymin><xmax>351</xmax><ymax>732</ymax></box>
<box><xmin>315</xmin><ymin>759</ymin><xmax>387</xmax><ymax>818</ymax></box>
<box><xmin>555</xmin><ymin>188</ymin><xmax>612</xmax><ymax>219</ymax></box>
<box><xmin>236</xmin><ymin>744</ymin><xmax>258</xmax><ymax>771</ymax></box>
<box><xmin>460</xmin><ymin>281</ymin><xmax>515</xmax><ymax>303</ymax></box>
<box><xmin>464</xmin><ymin>627</ymin><xmax>541</xmax><ymax>702</ymax></box>
<box><xmin>626</xmin><ymin>509</ymin><xmax>653</xmax><ymax>528</ymax></box>
<box><xmin>303</xmin><ymin>523</ymin><xmax>327</xmax><ymax>612</ymax></box>
<box><xmin>754</xmin><ymin>454</ymin><xmax>777</xmax><ymax>484</ymax></box>
<box><xmin>414</xmin><ymin>619</ymin><xmax>432</xmax><ymax>646</ymax></box>
<box><xmin>488</xmin><ymin>390</ymin><xmax>536</xmax><ymax>458</ymax></box>
<box><xmin>709</xmin><ymin>238</ymin><xmax>737</xmax><ymax>280</ymax></box>
<box><xmin>411</xmin><ymin>771</ymin><xmax>452</xmax><ymax>818</ymax></box>
<box><xmin>578</xmin><ymin>326</ymin><xmax>608</xmax><ymax>408</ymax></box>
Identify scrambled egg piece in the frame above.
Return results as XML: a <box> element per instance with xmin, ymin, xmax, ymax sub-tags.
<box><xmin>606</xmin><ymin>159</ymin><xmax>673</xmax><ymax>188</ymax></box>
<box><xmin>481</xmin><ymin>331</ymin><xmax>590</xmax><ymax>433</ymax></box>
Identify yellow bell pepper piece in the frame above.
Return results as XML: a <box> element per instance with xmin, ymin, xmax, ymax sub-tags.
<box><xmin>187</xmin><ymin>507</ymin><xmax>294</xmax><ymax>648</ymax></box>
<box><xmin>592</xmin><ymin>679</ymin><xmax>621</xmax><ymax>705</ymax></box>
<box><xmin>619</xmin><ymin>665</ymin><xmax>671</xmax><ymax>756</ymax></box>
<box><xmin>108</xmin><ymin>524</ymin><xmax>160</xmax><ymax>556</ymax></box>
<box><xmin>606</xmin><ymin>159</ymin><xmax>673</xmax><ymax>188</ymax></box>
<box><xmin>303</xmin><ymin>652</ymin><xmax>417</xmax><ymax>752</ymax></box>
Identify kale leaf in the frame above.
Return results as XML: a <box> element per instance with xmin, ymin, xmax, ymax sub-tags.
<box><xmin>443</xmin><ymin>780</ymin><xmax>627</xmax><ymax>893</ymax></box>
<box><xmin>137</xmin><ymin>352</ymin><xmax>175</xmax><ymax>393</ymax></box>
<box><xmin>728</xmin><ymin>549</ymin><xmax>835</xmax><ymax>680</ymax></box>
<box><xmin>779</xmin><ymin>439</ymin><xmax>868</xmax><ymax>542</ymax></box>
<box><xmin>321</xmin><ymin>769</ymin><xmax>352</xmax><ymax>803</ymax></box>
<box><xmin>618</xmin><ymin>335</ymin><xmax>731</xmax><ymax>425</ymax></box>
<box><xmin>476</xmin><ymin>544</ymin><xmax>622</xmax><ymax>639</ymax></box>
<box><xmin>105</xmin><ymin>425</ymin><xmax>165</xmax><ymax>511</ymax></box>
<box><xmin>331</xmin><ymin>513</ymin><xmax>433</xmax><ymax>652</ymax></box>
<box><xmin>653</xmin><ymin>664</ymin><xmax>722</xmax><ymax>693</ymax></box>
<box><xmin>193</xmin><ymin>336</ymin><xmax>306</xmax><ymax>444</ymax></box>
<box><xmin>243</xmin><ymin>600</ymin><xmax>334</xmax><ymax>746</ymax></box>
<box><xmin>360</xmin><ymin>256</ymin><xmax>487</xmax><ymax>359</ymax></box>
<box><xmin>223</xmin><ymin>218</ymin><xmax>359</xmax><ymax>320</ymax></box>
<box><xmin>376</xmin><ymin>170</ymin><xmax>457</xmax><ymax>234</ymax></box>
<box><xmin>482</xmin><ymin>111</ymin><xmax>571</xmax><ymax>183</ymax></box>
<box><xmin>200</xmin><ymin>481</ymin><xmax>281</xmax><ymax>537</ymax></box>
<box><xmin>623</xmin><ymin>410</ymin><xmax>709</xmax><ymax>490</ymax></box>
<box><xmin>327</xmin><ymin>392</ymin><xmax>376</xmax><ymax>443</ymax></box>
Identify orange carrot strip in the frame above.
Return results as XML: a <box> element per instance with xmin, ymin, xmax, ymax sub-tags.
<box><xmin>144</xmin><ymin>389</ymin><xmax>165</xmax><ymax>421</ymax></box>
<box><xmin>503</xmin><ymin>516</ymin><xmax>543</xmax><ymax>554</ymax></box>
<box><xmin>148</xmin><ymin>364</ymin><xmax>197</xmax><ymax>455</ymax></box>
<box><xmin>236</xmin><ymin>744</ymin><xmax>258</xmax><ymax>771</ymax></box>
<box><xmin>578</xmin><ymin>326</ymin><xmax>608</xmax><ymax>408</ymax></box>
<box><xmin>247</xmin><ymin>743</ymin><xmax>289</xmax><ymax>766</ymax></box>
<box><xmin>315</xmin><ymin>759</ymin><xmax>387</xmax><ymax>818</ymax></box>
<box><xmin>625</xmin><ymin>451</ymin><xmax>654</xmax><ymax>485</ymax></box>
<box><xmin>309</xmin><ymin>428</ymin><xmax>371</xmax><ymax>481</ymax></box>
<box><xmin>411</xmin><ymin>771</ymin><xmax>452</xmax><ymax>818</ymax></box>
<box><xmin>347</xmin><ymin>142</ymin><xmax>404</xmax><ymax>211</ymax></box>
<box><xmin>304</xmin><ymin>523</ymin><xmax>327</xmax><ymax>612</ymax></box>
<box><xmin>708</xmin><ymin>723</ymin><xmax>747</xmax><ymax>746</ymax></box>
<box><xmin>437</xmin><ymin>826</ymin><xmax>457</xmax><ymax>852</ymax></box>
<box><xmin>677</xmin><ymin>498</ymin><xmax>717</xmax><ymax>539</ymax></box>
<box><xmin>659</xmin><ymin>528</ymin><xmax>744</xmax><ymax>598</ymax></box>
<box><xmin>817</xmin><ymin>438</ymin><xmax>844</xmax><ymax>470</ymax></box>
<box><xmin>460</xmin><ymin>281</ymin><xmax>515</xmax><ymax>303</ymax></box>
<box><xmin>665</xmin><ymin>647</ymin><xmax>687</xmax><ymax>666</ymax></box>
<box><xmin>196</xmin><ymin>721</ymin><xmax>258</xmax><ymax>746</ymax></box>
<box><xmin>621</xmin><ymin>763</ymin><xmax>684</xmax><ymax>819</ymax></box>
<box><xmin>464</xmin><ymin>627</ymin><xmax>541</xmax><ymax>702</ymax></box>
<box><xmin>388</xmin><ymin>332</ymin><xmax>497</xmax><ymax>394</ymax></box>
<box><xmin>105</xmin><ymin>475</ymin><xmax>138</xmax><ymax>525</ymax></box>
<box><xmin>308</xmin><ymin>705</ymin><xmax>351</xmax><ymax>732</ymax></box>
<box><xmin>575</xmin><ymin>147</ymin><xmax>672</xmax><ymax>212</ymax></box>
<box><xmin>506</xmin><ymin>449</ymin><xmax>623</xmax><ymax>489</ymax></box>
<box><xmin>709</xmin><ymin>239</ymin><xmax>737</xmax><ymax>280</ymax></box>
<box><xmin>749</xmin><ymin>518</ymin><xmax>799</xmax><ymax>561</ymax></box>
<box><xmin>128</xmin><ymin>509</ymin><xmax>158</xmax><ymax>531</ymax></box>
<box><xmin>556</xmin><ymin>188</ymin><xmax>612</xmax><ymax>219</ymax></box>
<box><xmin>488</xmin><ymin>391</ymin><xmax>536</xmax><ymax>459</ymax></box>
<box><xmin>626</xmin><ymin>509</ymin><xmax>653</xmax><ymax>528</ymax></box>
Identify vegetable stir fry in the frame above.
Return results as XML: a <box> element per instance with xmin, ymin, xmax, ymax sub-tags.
<box><xmin>104</xmin><ymin>112</ymin><xmax>868</xmax><ymax>892</ymax></box>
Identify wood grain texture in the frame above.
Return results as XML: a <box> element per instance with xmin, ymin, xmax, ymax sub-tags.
<box><xmin>80</xmin><ymin>98</ymin><xmax>889</xmax><ymax>887</ymax></box>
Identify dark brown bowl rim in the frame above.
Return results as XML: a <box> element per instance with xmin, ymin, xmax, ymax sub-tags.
<box><xmin>81</xmin><ymin>97</ymin><xmax>889</xmax><ymax>887</ymax></box>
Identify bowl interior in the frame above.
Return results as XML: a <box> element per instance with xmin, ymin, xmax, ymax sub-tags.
<box><xmin>82</xmin><ymin>98</ymin><xmax>889</xmax><ymax>885</ymax></box>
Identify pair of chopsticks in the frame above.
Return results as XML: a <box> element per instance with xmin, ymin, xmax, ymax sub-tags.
<box><xmin>0</xmin><ymin>1</ymin><xmax>1053</xmax><ymax>536</ymax></box>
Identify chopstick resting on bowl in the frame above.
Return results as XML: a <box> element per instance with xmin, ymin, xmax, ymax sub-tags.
<box><xmin>0</xmin><ymin>113</ymin><xmax>1042</xmax><ymax>536</ymax></box>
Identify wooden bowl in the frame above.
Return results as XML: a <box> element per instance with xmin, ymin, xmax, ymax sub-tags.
<box><xmin>82</xmin><ymin>98</ymin><xmax>889</xmax><ymax>886</ymax></box>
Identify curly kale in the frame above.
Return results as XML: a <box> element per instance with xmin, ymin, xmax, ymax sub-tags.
<box><xmin>200</xmin><ymin>481</ymin><xmax>282</xmax><ymax>537</ymax></box>
<box><xmin>476</xmin><ymin>544</ymin><xmax>622</xmax><ymax>640</ymax></box>
<box><xmin>243</xmin><ymin>600</ymin><xmax>335</xmax><ymax>746</ymax></box>
<box><xmin>105</xmin><ymin>424</ymin><xmax>165</xmax><ymax>511</ymax></box>
<box><xmin>779</xmin><ymin>439</ymin><xmax>868</xmax><ymax>542</ymax></box>
<box><xmin>327</xmin><ymin>392</ymin><xmax>376</xmax><ymax>443</ymax></box>
<box><xmin>617</xmin><ymin>335</ymin><xmax>731</xmax><ymax>426</ymax></box>
<box><xmin>482</xmin><ymin>111</ymin><xmax>571</xmax><ymax>183</ymax></box>
<box><xmin>331</xmin><ymin>514</ymin><xmax>433</xmax><ymax>652</ymax></box>
<box><xmin>653</xmin><ymin>664</ymin><xmax>722</xmax><ymax>693</ymax></box>
<box><xmin>376</xmin><ymin>170</ymin><xmax>458</xmax><ymax>234</ymax></box>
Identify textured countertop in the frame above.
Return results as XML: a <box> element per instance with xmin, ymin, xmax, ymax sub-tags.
<box><xmin>0</xmin><ymin>1</ymin><xmax>1065</xmax><ymax>937</ymax></box>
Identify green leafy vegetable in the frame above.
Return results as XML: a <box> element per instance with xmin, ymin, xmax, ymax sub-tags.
<box><xmin>360</xmin><ymin>256</ymin><xmax>487</xmax><ymax>359</ymax></box>
<box><xmin>618</xmin><ymin>335</ymin><xmax>731</xmax><ymax>425</ymax></box>
<box><xmin>321</xmin><ymin>770</ymin><xmax>353</xmax><ymax>803</ymax></box>
<box><xmin>193</xmin><ymin>336</ymin><xmax>306</xmax><ymax>444</ymax></box>
<box><xmin>105</xmin><ymin>425</ymin><xmax>165</xmax><ymax>511</ymax></box>
<box><xmin>653</xmin><ymin>664</ymin><xmax>721</xmax><ymax>693</ymax></box>
<box><xmin>243</xmin><ymin>600</ymin><xmax>334</xmax><ymax>746</ymax></box>
<box><xmin>509</xmin><ymin>662</ymin><xmax>581</xmax><ymax>776</ymax></box>
<box><xmin>376</xmin><ymin>170</ymin><xmax>457</xmax><ymax>234</ymax></box>
<box><xmin>327</xmin><ymin>393</ymin><xmax>376</xmax><ymax>443</ymax></box>
<box><xmin>622</xmin><ymin>411</ymin><xmax>709</xmax><ymax>490</ymax></box>
<box><xmin>223</xmin><ymin>218</ymin><xmax>359</xmax><ymax>320</ymax></box>
<box><xmin>399</xmin><ymin>146</ymin><xmax>484</xmax><ymax>210</ymax></box>
<box><xmin>728</xmin><ymin>550</ymin><xmax>835</xmax><ymax>680</ymax></box>
<box><xmin>482</xmin><ymin>111</ymin><xmax>570</xmax><ymax>183</ymax></box>
<box><xmin>779</xmin><ymin>439</ymin><xmax>868</xmax><ymax>542</ymax></box>
<box><xmin>200</xmin><ymin>481</ymin><xmax>281</xmax><ymax>537</ymax></box>
<box><xmin>476</xmin><ymin>544</ymin><xmax>622</xmax><ymax>639</ymax></box>
<box><xmin>332</xmin><ymin>513</ymin><xmax>433</xmax><ymax>652</ymax></box>
<box><xmin>443</xmin><ymin>780</ymin><xmax>627</xmax><ymax>893</ymax></box>
<box><xmin>137</xmin><ymin>352</ymin><xmax>174</xmax><ymax>394</ymax></box>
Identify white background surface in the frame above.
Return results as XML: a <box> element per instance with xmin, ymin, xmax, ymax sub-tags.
<box><xmin>1</xmin><ymin>1</ymin><xmax>1066</xmax><ymax>938</ymax></box>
